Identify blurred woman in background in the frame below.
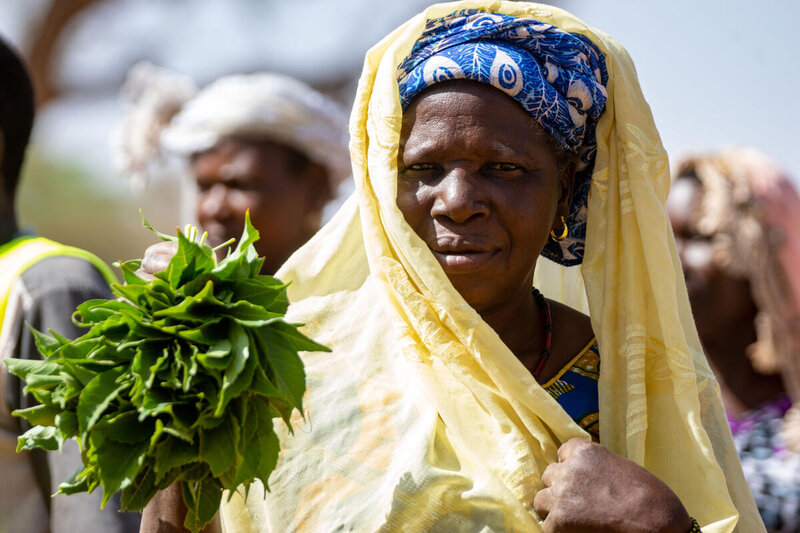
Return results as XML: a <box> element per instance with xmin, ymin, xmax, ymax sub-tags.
<box><xmin>116</xmin><ymin>66</ymin><xmax>351</xmax><ymax>274</ymax></box>
<box><xmin>668</xmin><ymin>148</ymin><xmax>800</xmax><ymax>532</ymax></box>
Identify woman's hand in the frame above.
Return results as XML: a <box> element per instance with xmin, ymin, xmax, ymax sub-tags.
<box><xmin>139</xmin><ymin>482</ymin><xmax>221</xmax><ymax>533</ymax></box>
<box><xmin>533</xmin><ymin>438</ymin><xmax>692</xmax><ymax>533</ymax></box>
<box><xmin>136</xmin><ymin>241</ymin><xmax>178</xmax><ymax>280</ymax></box>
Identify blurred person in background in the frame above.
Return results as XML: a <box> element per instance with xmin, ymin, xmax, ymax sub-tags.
<box><xmin>0</xmin><ymin>36</ymin><xmax>139</xmax><ymax>533</ymax></box>
<box><xmin>117</xmin><ymin>65</ymin><xmax>350</xmax><ymax>532</ymax></box>
<box><xmin>116</xmin><ymin>64</ymin><xmax>351</xmax><ymax>275</ymax></box>
<box><xmin>668</xmin><ymin>148</ymin><xmax>800</xmax><ymax>532</ymax></box>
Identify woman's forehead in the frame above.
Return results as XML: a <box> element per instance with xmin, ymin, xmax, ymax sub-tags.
<box><xmin>400</xmin><ymin>81</ymin><xmax>545</xmax><ymax>141</ymax></box>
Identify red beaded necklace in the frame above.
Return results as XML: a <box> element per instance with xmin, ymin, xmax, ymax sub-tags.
<box><xmin>531</xmin><ymin>287</ymin><xmax>552</xmax><ymax>380</ymax></box>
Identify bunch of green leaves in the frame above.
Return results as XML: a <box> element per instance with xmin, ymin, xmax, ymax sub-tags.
<box><xmin>5</xmin><ymin>213</ymin><xmax>328</xmax><ymax>532</ymax></box>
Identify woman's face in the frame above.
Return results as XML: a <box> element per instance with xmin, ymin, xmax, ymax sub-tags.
<box><xmin>397</xmin><ymin>81</ymin><xmax>572</xmax><ymax>313</ymax></box>
<box><xmin>192</xmin><ymin>138</ymin><xmax>329</xmax><ymax>274</ymax></box>
<box><xmin>666</xmin><ymin>176</ymin><xmax>756</xmax><ymax>337</ymax></box>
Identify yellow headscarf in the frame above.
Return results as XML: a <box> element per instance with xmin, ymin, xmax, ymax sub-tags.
<box><xmin>220</xmin><ymin>2</ymin><xmax>763</xmax><ymax>531</ymax></box>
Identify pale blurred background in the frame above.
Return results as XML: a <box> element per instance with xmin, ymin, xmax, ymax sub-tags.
<box><xmin>1</xmin><ymin>0</ymin><xmax>798</xmax><ymax>266</ymax></box>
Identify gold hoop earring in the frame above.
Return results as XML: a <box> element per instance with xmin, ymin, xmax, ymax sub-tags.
<box><xmin>550</xmin><ymin>216</ymin><xmax>568</xmax><ymax>242</ymax></box>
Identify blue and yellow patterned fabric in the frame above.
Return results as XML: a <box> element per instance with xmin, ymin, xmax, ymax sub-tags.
<box><xmin>397</xmin><ymin>9</ymin><xmax>609</xmax><ymax>266</ymax></box>
<box><xmin>544</xmin><ymin>339</ymin><xmax>600</xmax><ymax>439</ymax></box>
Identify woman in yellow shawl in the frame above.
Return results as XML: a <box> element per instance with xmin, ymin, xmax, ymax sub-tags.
<box><xmin>142</xmin><ymin>2</ymin><xmax>763</xmax><ymax>531</ymax></box>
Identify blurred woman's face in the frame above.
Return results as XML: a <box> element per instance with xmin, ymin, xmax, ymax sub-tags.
<box><xmin>667</xmin><ymin>176</ymin><xmax>756</xmax><ymax>337</ymax></box>
<box><xmin>397</xmin><ymin>81</ymin><xmax>571</xmax><ymax>314</ymax></box>
<box><xmin>192</xmin><ymin>138</ymin><xmax>329</xmax><ymax>274</ymax></box>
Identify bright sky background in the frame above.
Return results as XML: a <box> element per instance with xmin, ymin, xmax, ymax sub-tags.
<box><xmin>566</xmin><ymin>0</ymin><xmax>800</xmax><ymax>180</ymax></box>
<box><xmin>2</xmin><ymin>0</ymin><xmax>799</xmax><ymax>182</ymax></box>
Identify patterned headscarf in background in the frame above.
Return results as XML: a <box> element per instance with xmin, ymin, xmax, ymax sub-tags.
<box><xmin>397</xmin><ymin>10</ymin><xmax>608</xmax><ymax>266</ymax></box>
<box><xmin>676</xmin><ymin>148</ymin><xmax>800</xmax><ymax>451</ymax></box>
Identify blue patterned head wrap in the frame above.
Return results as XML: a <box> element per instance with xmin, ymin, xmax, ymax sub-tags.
<box><xmin>397</xmin><ymin>10</ymin><xmax>608</xmax><ymax>266</ymax></box>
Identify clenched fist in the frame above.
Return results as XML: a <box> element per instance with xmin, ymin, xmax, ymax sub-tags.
<box><xmin>533</xmin><ymin>438</ymin><xmax>691</xmax><ymax>533</ymax></box>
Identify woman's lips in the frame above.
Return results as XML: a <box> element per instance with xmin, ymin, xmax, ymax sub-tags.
<box><xmin>431</xmin><ymin>248</ymin><xmax>497</xmax><ymax>272</ymax></box>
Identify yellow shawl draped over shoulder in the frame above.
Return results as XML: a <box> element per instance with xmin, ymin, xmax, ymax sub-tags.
<box><xmin>220</xmin><ymin>2</ymin><xmax>763</xmax><ymax>531</ymax></box>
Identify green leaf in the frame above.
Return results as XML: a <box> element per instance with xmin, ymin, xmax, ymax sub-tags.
<box><xmin>6</xmin><ymin>213</ymin><xmax>322</xmax><ymax>517</ymax></box>
<box><xmin>182</xmin><ymin>476</ymin><xmax>223</xmax><ymax>533</ymax></box>
<box><xmin>4</xmin><ymin>358</ymin><xmax>59</xmax><ymax>382</ymax></box>
<box><xmin>177</xmin><ymin>321</ymin><xmax>227</xmax><ymax>346</ymax></box>
<box><xmin>17</xmin><ymin>425</ymin><xmax>61</xmax><ymax>452</ymax></box>
<box><xmin>220</xmin><ymin>300</ymin><xmax>283</xmax><ymax>328</ymax></box>
<box><xmin>271</xmin><ymin>321</ymin><xmax>331</xmax><ymax>353</ymax></box>
<box><xmin>111</xmin><ymin>283</ymin><xmax>152</xmax><ymax>310</ymax></box>
<box><xmin>116</xmin><ymin>259</ymin><xmax>147</xmax><ymax>286</ymax></box>
<box><xmin>57</xmin><ymin>467</ymin><xmax>92</xmax><ymax>495</ymax></box>
<box><xmin>77</xmin><ymin>368</ymin><xmax>127</xmax><ymax>434</ymax></box>
<box><xmin>61</xmin><ymin>359</ymin><xmax>100</xmax><ymax>386</ymax></box>
<box><xmin>214</xmin><ymin>325</ymin><xmax>252</xmax><ymax>416</ymax></box>
<box><xmin>253</xmin><ymin>407</ymin><xmax>279</xmax><ymax>489</ymax></box>
<box><xmin>211</xmin><ymin>212</ymin><xmax>261</xmax><ymax>280</ymax></box>
<box><xmin>162</xmin><ymin>421</ymin><xmax>194</xmax><ymax>443</ymax></box>
<box><xmin>73</xmin><ymin>298</ymin><xmax>134</xmax><ymax>327</ymax></box>
<box><xmin>138</xmin><ymin>389</ymin><xmax>173</xmax><ymax>420</ymax></box>
<box><xmin>258</xmin><ymin>328</ymin><xmax>306</xmax><ymax>411</ymax></box>
<box><xmin>250</xmin><ymin>366</ymin><xmax>288</xmax><ymax>401</ymax></box>
<box><xmin>159</xmin><ymin>230</ymin><xmax>216</xmax><ymax>289</ymax></box>
<box><xmin>231</xmin><ymin>397</ymin><xmax>278</xmax><ymax>489</ymax></box>
<box><xmin>216</xmin><ymin>351</ymin><xmax>258</xmax><ymax>421</ymax></box>
<box><xmin>145</xmin><ymin>349</ymin><xmax>170</xmax><ymax>390</ymax></box>
<box><xmin>223</xmin><ymin>324</ymin><xmax>249</xmax><ymax>391</ymax></box>
<box><xmin>27</xmin><ymin>325</ymin><xmax>63</xmax><ymax>358</ymax></box>
<box><xmin>12</xmin><ymin>403</ymin><xmax>60</xmax><ymax>426</ymax></box>
<box><xmin>153</xmin><ymin>436</ymin><xmax>198</xmax><ymax>479</ymax></box>
<box><xmin>140</xmin><ymin>210</ymin><xmax>178</xmax><ymax>242</ymax></box>
<box><xmin>120</xmin><ymin>463</ymin><xmax>158</xmax><ymax>511</ymax></box>
<box><xmin>196</xmin><ymin>339</ymin><xmax>231</xmax><ymax>372</ymax></box>
<box><xmin>55</xmin><ymin>411</ymin><xmax>79</xmax><ymax>438</ymax></box>
<box><xmin>92</xmin><ymin>432</ymin><xmax>148</xmax><ymax>507</ymax></box>
<box><xmin>178</xmin><ymin>273</ymin><xmax>221</xmax><ymax>299</ymax></box>
<box><xmin>232</xmin><ymin>278</ymin><xmax>289</xmax><ymax>313</ymax></box>
<box><xmin>93</xmin><ymin>411</ymin><xmax>153</xmax><ymax>444</ymax></box>
<box><xmin>199</xmin><ymin>414</ymin><xmax>239</xmax><ymax>476</ymax></box>
<box><xmin>153</xmin><ymin>280</ymin><xmax>224</xmax><ymax>323</ymax></box>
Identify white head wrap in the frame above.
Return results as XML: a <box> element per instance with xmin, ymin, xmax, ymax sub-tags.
<box><xmin>115</xmin><ymin>64</ymin><xmax>350</xmax><ymax>187</ymax></box>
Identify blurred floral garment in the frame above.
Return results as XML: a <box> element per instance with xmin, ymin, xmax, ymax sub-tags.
<box><xmin>729</xmin><ymin>397</ymin><xmax>800</xmax><ymax>532</ymax></box>
<box><xmin>678</xmin><ymin>148</ymin><xmax>800</xmax><ymax>531</ymax></box>
<box><xmin>217</xmin><ymin>3</ymin><xmax>762</xmax><ymax>532</ymax></box>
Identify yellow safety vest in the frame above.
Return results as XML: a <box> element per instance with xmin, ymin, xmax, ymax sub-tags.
<box><xmin>0</xmin><ymin>236</ymin><xmax>117</xmax><ymax>330</ymax></box>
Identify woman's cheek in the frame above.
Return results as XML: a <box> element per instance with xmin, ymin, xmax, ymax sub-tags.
<box><xmin>397</xmin><ymin>183</ymin><xmax>428</xmax><ymax>229</ymax></box>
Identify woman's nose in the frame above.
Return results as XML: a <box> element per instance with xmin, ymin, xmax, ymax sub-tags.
<box><xmin>430</xmin><ymin>168</ymin><xmax>489</xmax><ymax>223</ymax></box>
<box><xmin>198</xmin><ymin>183</ymin><xmax>232</xmax><ymax>220</ymax></box>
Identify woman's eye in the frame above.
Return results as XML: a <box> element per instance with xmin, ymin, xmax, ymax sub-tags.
<box><xmin>486</xmin><ymin>162</ymin><xmax>523</xmax><ymax>172</ymax></box>
<box><xmin>399</xmin><ymin>163</ymin><xmax>440</xmax><ymax>179</ymax></box>
<box><xmin>405</xmin><ymin>163</ymin><xmax>437</xmax><ymax>172</ymax></box>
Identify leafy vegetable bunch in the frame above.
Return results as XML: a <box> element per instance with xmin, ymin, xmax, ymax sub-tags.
<box><xmin>5</xmin><ymin>214</ymin><xmax>327</xmax><ymax>532</ymax></box>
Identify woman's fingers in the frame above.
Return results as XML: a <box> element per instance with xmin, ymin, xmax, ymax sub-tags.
<box><xmin>556</xmin><ymin>436</ymin><xmax>587</xmax><ymax>462</ymax></box>
<box><xmin>532</xmin><ymin>486</ymin><xmax>553</xmax><ymax>519</ymax></box>
<box><xmin>138</xmin><ymin>240</ymin><xmax>178</xmax><ymax>278</ymax></box>
<box><xmin>540</xmin><ymin>462</ymin><xmax>562</xmax><ymax>488</ymax></box>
